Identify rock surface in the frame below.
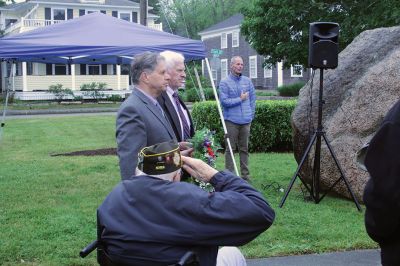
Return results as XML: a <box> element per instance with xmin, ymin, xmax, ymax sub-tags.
<box><xmin>292</xmin><ymin>26</ymin><xmax>400</xmax><ymax>202</ymax></box>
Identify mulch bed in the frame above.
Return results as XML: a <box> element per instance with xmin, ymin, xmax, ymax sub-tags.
<box><xmin>51</xmin><ymin>147</ymin><xmax>117</xmax><ymax>156</ymax></box>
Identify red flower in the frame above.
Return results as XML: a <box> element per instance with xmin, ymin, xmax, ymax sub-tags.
<box><xmin>207</xmin><ymin>147</ymin><xmax>215</xmax><ymax>157</ymax></box>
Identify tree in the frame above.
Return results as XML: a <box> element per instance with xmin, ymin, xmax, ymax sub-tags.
<box><xmin>241</xmin><ymin>0</ymin><xmax>400</xmax><ymax>68</ymax></box>
<box><xmin>158</xmin><ymin>0</ymin><xmax>245</xmax><ymax>39</ymax></box>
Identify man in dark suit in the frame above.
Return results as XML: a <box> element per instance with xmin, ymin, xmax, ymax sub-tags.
<box><xmin>363</xmin><ymin>99</ymin><xmax>400</xmax><ymax>266</ymax></box>
<box><xmin>157</xmin><ymin>50</ymin><xmax>195</xmax><ymax>142</ymax></box>
<box><xmin>116</xmin><ymin>51</ymin><xmax>177</xmax><ymax>180</ymax></box>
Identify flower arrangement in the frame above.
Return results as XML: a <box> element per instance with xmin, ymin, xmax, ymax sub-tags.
<box><xmin>189</xmin><ymin>128</ymin><xmax>221</xmax><ymax>192</ymax></box>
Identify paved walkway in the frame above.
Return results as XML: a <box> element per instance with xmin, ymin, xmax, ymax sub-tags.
<box><xmin>246</xmin><ymin>249</ymin><xmax>380</xmax><ymax>266</ymax></box>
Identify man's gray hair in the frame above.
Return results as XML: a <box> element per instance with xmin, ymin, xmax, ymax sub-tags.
<box><xmin>135</xmin><ymin>168</ymin><xmax>179</xmax><ymax>181</ymax></box>
<box><xmin>230</xmin><ymin>56</ymin><xmax>243</xmax><ymax>66</ymax></box>
<box><xmin>160</xmin><ymin>50</ymin><xmax>185</xmax><ymax>70</ymax></box>
<box><xmin>131</xmin><ymin>51</ymin><xmax>165</xmax><ymax>84</ymax></box>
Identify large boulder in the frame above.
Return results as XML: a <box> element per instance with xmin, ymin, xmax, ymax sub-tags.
<box><xmin>292</xmin><ymin>26</ymin><xmax>400</xmax><ymax>202</ymax></box>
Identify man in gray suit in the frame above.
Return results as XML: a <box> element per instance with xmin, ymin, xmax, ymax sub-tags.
<box><xmin>116</xmin><ymin>51</ymin><xmax>177</xmax><ymax>180</ymax></box>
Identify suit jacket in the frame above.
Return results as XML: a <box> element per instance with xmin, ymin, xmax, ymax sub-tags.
<box><xmin>116</xmin><ymin>88</ymin><xmax>177</xmax><ymax>180</ymax></box>
<box><xmin>157</xmin><ymin>91</ymin><xmax>195</xmax><ymax>142</ymax></box>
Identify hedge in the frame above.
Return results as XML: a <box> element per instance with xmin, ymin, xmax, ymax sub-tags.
<box><xmin>191</xmin><ymin>100</ymin><xmax>297</xmax><ymax>152</ymax></box>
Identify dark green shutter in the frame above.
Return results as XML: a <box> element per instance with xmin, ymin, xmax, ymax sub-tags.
<box><xmin>80</xmin><ymin>64</ymin><xmax>86</xmax><ymax>75</ymax></box>
<box><xmin>67</xmin><ymin>9</ymin><xmax>73</xmax><ymax>20</ymax></box>
<box><xmin>46</xmin><ymin>64</ymin><xmax>52</xmax><ymax>75</ymax></box>
<box><xmin>112</xmin><ymin>11</ymin><xmax>118</xmax><ymax>18</ymax></box>
<box><xmin>79</xmin><ymin>9</ymin><xmax>85</xmax><ymax>16</ymax></box>
<box><xmin>132</xmin><ymin>12</ymin><xmax>138</xmax><ymax>23</ymax></box>
<box><xmin>45</xmin><ymin>8</ymin><xmax>51</xmax><ymax>20</ymax></box>
<box><xmin>101</xmin><ymin>65</ymin><xmax>107</xmax><ymax>75</ymax></box>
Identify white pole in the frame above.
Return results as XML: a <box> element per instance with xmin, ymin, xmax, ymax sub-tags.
<box><xmin>193</xmin><ymin>67</ymin><xmax>205</xmax><ymax>101</ymax></box>
<box><xmin>0</xmin><ymin>61</ymin><xmax>15</xmax><ymax>142</ymax></box>
<box><xmin>204</xmin><ymin>58</ymin><xmax>239</xmax><ymax>176</ymax></box>
<box><xmin>71</xmin><ymin>64</ymin><xmax>76</xmax><ymax>91</ymax></box>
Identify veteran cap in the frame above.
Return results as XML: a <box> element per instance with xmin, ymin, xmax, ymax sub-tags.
<box><xmin>138</xmin><ymin>140</ymin><xmax>182</xmax><ymax>175</ymax></box>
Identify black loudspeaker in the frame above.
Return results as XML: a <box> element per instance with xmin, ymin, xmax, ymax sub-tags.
<box><xmin>308</xmin><ymin>22</ymin><xmax>339</xmax><ymax>69</ymax></box>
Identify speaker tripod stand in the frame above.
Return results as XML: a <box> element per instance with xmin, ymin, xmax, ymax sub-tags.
<box><xmin>279</xmin><ymin>68</ymin><xmax>362</xmax><ymax>211</ymax></box>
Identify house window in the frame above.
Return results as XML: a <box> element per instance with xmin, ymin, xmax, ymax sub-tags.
<box><xmin>53</xmin><ymin>9</ymin><xmax>66</xmax><ymax>21</ymax></box>
<box><xmin>5</xmin><ymin>19</ymin><xmax>17</xmax><ymax>27</ymax></box>
<box><xmin>211</xmin><ymin>68</ymin><xmax>217</xmax><ymax>82</ymax></box>
<box><xmin>249</xmin><ymin>56</ymin><xmax>257</xmax><ymax>79</ymax></box>
<box><xmin>220</xmin><ymin>59</ymin><xmax>228</xmax><ymax>79</ymax></box>
<box><xmin>263</xmin><ymin>57</ymin><xmax>273</xmax><ymax>78</ymax></box>
<box><xmin>87</xmin><ymin>10</ymin><xmax>98</xmax><ymax>14</ymax></box>
<box><xmin>221</xmin><ymin>33</ymin><xmax>227</xmax><ymax>49</ymax></box>
<box><xmin>54</xmin><ymin>64</ymin><xmax>68</xmax><ymax>75</ymax></box>
<box><xmin>88</xmin><ymin>64</ymin><xmax>101</xmax><ymax>75</ymax></box>
<box><xmin>291</xmin><ymin>64</ymin><xmax>303</xmax><ymax>77</ymax></box>
<box><xmin>119</xmin><ymin>12</ymin><xmax>131</xmax><ymax>22</ymax></box>
<box><xmin>232</xmin><ymin>31</ymin><xmax>239</xmax><ymax>47</ymax></box>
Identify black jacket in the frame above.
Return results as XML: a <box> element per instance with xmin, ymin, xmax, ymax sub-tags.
<box><xmin>157</xmin><ymin>91</ymin><xmax>195</xmax><ymax>142</ymax></box>
<box><xmin>364</xmin><ymin>99</ymin><xmax>400</xmax><ymax>266</ymax></box>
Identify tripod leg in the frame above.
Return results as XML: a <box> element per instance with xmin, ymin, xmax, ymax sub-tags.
<box><xmin>322</xmin><ymin>134</ymin><xmax>362</xmax><ymax>211</ymax></box>
<box><xmin>279</xmin><ymin>133</ymin><xmax>317</xmax><ymax>208</ymax></box>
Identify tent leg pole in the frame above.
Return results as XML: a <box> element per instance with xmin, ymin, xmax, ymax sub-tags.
<box><xmin>204</xmin><ymin>58</ymin><xmax>239</xmax><ymax>176</ymax></box>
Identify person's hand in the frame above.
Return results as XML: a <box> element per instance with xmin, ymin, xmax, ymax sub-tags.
<box><xmin>240</xmin><ymin>91</ymin><xmax>249</xmax><ymax>101</ymax></box>
<box><xmin>181</xmin><ymin>156</ymin><xmax>218</xmax><ymax>183</ymax></box>
<box><xmin>179</xmin><ymin>141</ymin><xmax>194</xmax><ymax>157</ymax></box>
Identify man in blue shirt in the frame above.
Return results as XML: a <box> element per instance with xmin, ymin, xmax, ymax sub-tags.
<box><xmin>219</xmin><ymin>56</ymin><xmax>256</xmax><ymax>180</ymax></box>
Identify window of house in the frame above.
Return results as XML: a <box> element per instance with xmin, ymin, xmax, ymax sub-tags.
<box><xmin>86</xmin><ymin>10</ymin><xmax>98</xmax><ymax>14</ymax></box>
<box><xmin>249</xmin><ymin>55</ymin><xmax>257</xmax><ymax>79</ymax></box>
<box><xmin>211</xmin><ymin>68</ymin><xmax>217</xmax><ymax>82</ymax></box>
<box><xmin>54</xmin><ymin>64</ymin><xmax>67</xmax><ymax>75</ymax></box>
<box><xmin>220</xmin><ymin>59</ymin><xmax>228</xmax><ymax>79</ymax></box>
<box><xmin>53</xmin><ymin>9</ymin><xmax>66</xmax><ymax>21</ymax></box>
<box><xmin>221</xmin><ymin>33</ymin><xmax>227</xmax><ymax>49</ymax></box>
<box><xmin>263</xmin><ymin>57</ymin><xmax>273</xmax><ymax>78</ymax></box>
<box><xmin>88</xmin><ymin>64</ymin><xmax>101</xmax><ymax>75</ymax></box>
<box><xmin>232</xmin><ymin>31</ymin><xmax>239</xmax><ymax>47</ymax></box>
<box><xmin>291</xmin><ymin>64</ymin><xmax>303</xmax><ymax>77</ymax></box>
<box><xmin>119</xmin><ymin>12</ymin><xmax>131</xmax><ymax>22</ymax></box>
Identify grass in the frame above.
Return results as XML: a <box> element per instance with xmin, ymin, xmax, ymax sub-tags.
<box><xmin>255</xmin><ymin>90</ymin><xmax>278</xmax><ymax>96</ymax></box>
<box><xmin>0</xmin><ymin>102</ymin><xmax>121</xmax><ymax>111</ymax></box>
<box><xmin>0</xmin><ymin>115</ymin><xmax>377</xmax><ymax>265</ymax></box>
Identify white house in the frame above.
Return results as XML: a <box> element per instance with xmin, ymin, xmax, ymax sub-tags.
<box><xmin>0</xmin><ymin>0</ymin><xmax>162</xmax><ymax>99</ymax></box>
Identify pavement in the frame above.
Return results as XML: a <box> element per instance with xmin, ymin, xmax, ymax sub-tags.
<box><xmin>246</xmin><ymin>249</ymin><xmax>380</xmax><ymax>266</ymax></box>
<box><xmin>1</xmin><ymin>107</ymin><xmax>382</xmax><ymax>266</ymax></box>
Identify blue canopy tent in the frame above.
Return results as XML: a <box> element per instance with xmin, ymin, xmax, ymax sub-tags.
<box><xmin>0</xmin><ymin>12</ymin><xmax>206</xmax><ymax>64</ymax></box>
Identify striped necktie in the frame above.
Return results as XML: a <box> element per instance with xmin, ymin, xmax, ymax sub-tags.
<box><xmin>172</xmin><ymin>92</ymin><xmax>191</xmax><ymax>140</ymax></box>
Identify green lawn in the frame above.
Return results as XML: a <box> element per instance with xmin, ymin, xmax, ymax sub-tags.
<box><xmin>0</xmin><ymin>115</ymin><xmax>377</xmax><ymax>265</ymax></box>
<box><xmin>1</xmin><ymin>102</ymin><xmax>121</xmax><ymax>110</ymax></box>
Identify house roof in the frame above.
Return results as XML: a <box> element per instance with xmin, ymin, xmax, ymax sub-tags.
<box><xmin>198</xmin><ymin>13</ymin><xmax>243</xmax><ymax>35</ymax></box>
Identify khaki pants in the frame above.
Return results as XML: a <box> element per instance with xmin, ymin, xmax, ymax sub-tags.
<box><xmin>224</xmin><ymin>121</ymin><xmax>251</xmax><ymax>179</ymax></box>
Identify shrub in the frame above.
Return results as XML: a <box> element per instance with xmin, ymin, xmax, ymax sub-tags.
<box><xmin>0</xmin><ymin>91</ymin><xmax>15</xmax><ymax>104</ymax></box>
<box><xmin>48</xmin><ymin>84</ymin><xmax>73</xmax><ymax>104</ymax></box>
<box><xmin>277</xmin><ymin>82</ymin><xmax>305</xmax><ymax>97</ymax></box>
<box><xmin>80</xmin><ymin>82</ymin><xmax>106</xmax><ymax>102</ymax></box>
<box><xmin>181</xmin><ymin>87</ymin><xmax>215</xmax><ymax>102</ymax></box>
<box><xmin>106</xmin><ymin>94</ymin><xmax>122</xmax><ymax>102</ymax></box>
<box><xmin>191</xmin><ymin>99</ymin><xmax>297</xmax><ymax>152</ymax></box>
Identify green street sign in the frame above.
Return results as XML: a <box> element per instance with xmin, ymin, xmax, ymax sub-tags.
<box><xmin>211</xmin><ymin>49</ymin><xmax>223</xmax><ymax>56</ymax></box>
